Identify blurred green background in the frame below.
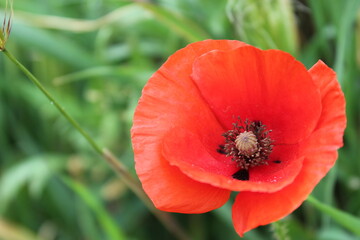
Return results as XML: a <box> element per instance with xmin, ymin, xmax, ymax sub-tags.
<box><xmin>0</xmin><ymin>0</ymin><xmax>359</xmax><ymax>239</ymax></box>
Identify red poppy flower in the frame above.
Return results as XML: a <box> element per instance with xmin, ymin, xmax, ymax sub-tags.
<box><xmin>131</xmin><ymin>40</ymin><xmax>346</xmax><ymax>236</ymax></box>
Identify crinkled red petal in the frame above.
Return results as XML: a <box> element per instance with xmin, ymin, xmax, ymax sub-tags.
<box><xmin>231</xmin><ymin>60</ymin><xmax>346</xmax><ymax>236</ymax></box>
<box><xmin>191</xmin><ymin>46</ymin><xmax>322</xmax><ymax>144</ymax></box>
<box><xmin>162</xmin><ymin>45</ymin><xmax>322</xmax><ymax>191</ymax></box>
<box><xmin>131</xmin><ymin>40</ymin><xmax>247</xmax><ymax>213</ymax></box>
<box><xmin>163</xmin><ymin>127</ymin><xmax>303</xmax><ymax>192</ymax></box>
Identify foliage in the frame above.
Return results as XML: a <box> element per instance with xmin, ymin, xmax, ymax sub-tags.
<box><xmin>0</xmin><ymin>0</ymin><xmax>359</xmax><ymax>239</ymax></box>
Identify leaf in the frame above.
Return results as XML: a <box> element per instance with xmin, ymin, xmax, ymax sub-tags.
<box><xmin>137</xmin><ymin>2</ymin><xmax>210</xmax><ymax>42</ymax></box>
<box><xmin>318</xmin><ymin>226</ymin><xmax>360</xmax><ymax>240</ymax></box>
<box><xmin>10</xmin><ymin>23</ymin><xmax>99</xmax><ymax>68</ymax></box>
<box><xmin>333</xmin><ymin>0</ymin><xmax>360</xmax><ymax>83</ymax></box>
<box><xmin>0</xmin><ymin>155</ymin><xmax>63</xmax><ymax>214</ymax></box>
<box><xmin>62</xmin><ymin>177</ymin><xmax>127</xmax><ymax>240</ymax></box>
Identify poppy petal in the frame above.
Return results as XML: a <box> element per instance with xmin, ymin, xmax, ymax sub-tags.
<box><xmin>163</xmin><ymin>127</ymin><xmax>303</xmax><ymax>192</ymax></box>
<box><xmin>231</xmin><ymin>61</ymin><xmax>346</xmax><ymax>236</ymax></box>
<box><xmin>191</xmin><ymin>46</ymin><xmax>322</xmax><ymax>145</ymax></box>
<box><xmin>132</xmin><ymin>40</ymin><xmax>247</xmax><ymax>213</ymax></box>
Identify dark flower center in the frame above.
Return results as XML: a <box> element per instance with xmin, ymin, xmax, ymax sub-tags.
<box><xmin>218</xmin><ymin>119</ymin><xmax>274</xmax><ymax>180</ymax></box>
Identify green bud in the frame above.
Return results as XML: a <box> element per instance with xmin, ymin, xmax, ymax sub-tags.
<box><xmin>226</xmin><ymin>0</ymin><xmax>299</xmax><ymax>55</ymax></box>
<box><xmin>0</xmin><ymin>0</ymin><xmax>13</xmax><ymax>51</ymax></box>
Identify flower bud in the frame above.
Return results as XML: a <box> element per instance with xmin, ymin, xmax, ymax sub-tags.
<box><xmin>0</xmin><ymin>0</ymin><xmax>13</xmax><ymax>51</ymax></box>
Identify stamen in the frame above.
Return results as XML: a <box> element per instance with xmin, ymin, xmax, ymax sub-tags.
<box><xmin>220</xmin><ymin>118</ymin><xmax>274</xmax><ymax>175</ymax></box>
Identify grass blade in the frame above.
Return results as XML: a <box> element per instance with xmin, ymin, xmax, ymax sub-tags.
<box><xmin>307</xmin><ymin>195</ymin><xmax>360</xmax><ymax>236</ymax></box>
<box><xmin>137</xmin><ymin>2</ymin><xmax>210</xmax><ymax>42</ymax></box>
<box><xmin>62</xmin><ymin>177</ymin><xmax>127</xmax><ymax>240</ymax></box>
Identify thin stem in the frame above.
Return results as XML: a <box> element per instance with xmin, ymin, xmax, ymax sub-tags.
<box><xmin>2</xmin><ymin>49</ymin><xmax>103</xmax><ymax>154</ymax></box>
<box><xmin>102</xmin><ymin>149</ymin><xmax>190</xmax><ymax>240</ymax></box>
<box><xmin>307</xmin><ymin>195</ymin><xmax>360</xmax><ymax>236</ymax></box>
<box><xmin>271</xmin><ymin>220</ymin><xmax>290</xmax><ymax>240</ymax></box>
<box><xmin>2</xmin><ymin>48</ymin><xmax>190</xmax><ymax>240</ymax></box>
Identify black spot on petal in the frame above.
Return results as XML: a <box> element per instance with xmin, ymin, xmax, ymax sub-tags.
<box><xmin>232</xmin><ymin>169</ymin><xmax>249</xmax><ymax>181</ymax></box>
<box><xmin>217</xmin><ymin>145</ymin><xmax>226</xmax><ymax>155</ymax></box>
<box><xmin>273</xmin><ymin>160</ymin><xmax>281</xmax><ymax>164</ymax></box>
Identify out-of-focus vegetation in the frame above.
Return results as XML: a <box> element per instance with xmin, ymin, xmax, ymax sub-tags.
<box><xmin>0</xmin><ymin>0</ymin><xmax>359</xmax><ymax>239</ymax></box>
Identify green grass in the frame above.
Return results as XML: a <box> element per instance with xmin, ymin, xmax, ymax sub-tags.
<box><xmin>0</xmin><ymin>0</ymin><xmax>359</xmax><ymax>239</ymax></box>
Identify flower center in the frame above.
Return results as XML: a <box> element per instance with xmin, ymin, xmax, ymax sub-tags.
<box><xmin>218</xmin><ymin>119</ymin><xmax>274</xmax><ymax>180</ymax></box>
<box><xmin>235</xmin><ymin>131</ymin><xmax>258</xmax><ymax>156</ymax></box>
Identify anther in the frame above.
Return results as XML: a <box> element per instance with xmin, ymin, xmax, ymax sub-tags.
<box><xmin>219</xmin><ymin>118</ymin><xmax>274</xmax><ymax>172</ymax></box>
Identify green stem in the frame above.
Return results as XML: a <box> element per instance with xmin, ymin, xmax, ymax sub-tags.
<box><xmin>271</xmin><ymin>220</ymin><xmax>290</xmax><ymax>240</ymax></box>
<box><xmin>2</xmin><ymin>48</ymin><xmax>103</xmax><ymax>154</ymax></box>
<box><xmin>307</xmin><ymin>195</ymin><xmax>360</xmax><ymax>236</ymax></box>
<box><xmin>1</xmin><ymin>48</ymin><xmax>190</xmax><ymax>240</ymax></box>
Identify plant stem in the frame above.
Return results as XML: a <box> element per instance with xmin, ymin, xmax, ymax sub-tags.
<box><xmin>2</xmin><ymin>48</ymin><xmax>103</xmax><ymax>154</ymax></box>
<box><xmin>307</xmin><ymin>195</ymin><xmax>360</xmax><ymax>236</ymax></box>
<box><xmin>271</xmin><ymin>220</ymin><xmax>290</xmax><ymax>240</ymax></box>
<box><xmin>102</xmin><ymin>149</ymin><xmax>190</xmax><ymax>240</ymax></box>
<box><xmin>2</xmin><ymin>48</ymin><xmax>190</xmax><ymax>240</ymax></box>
